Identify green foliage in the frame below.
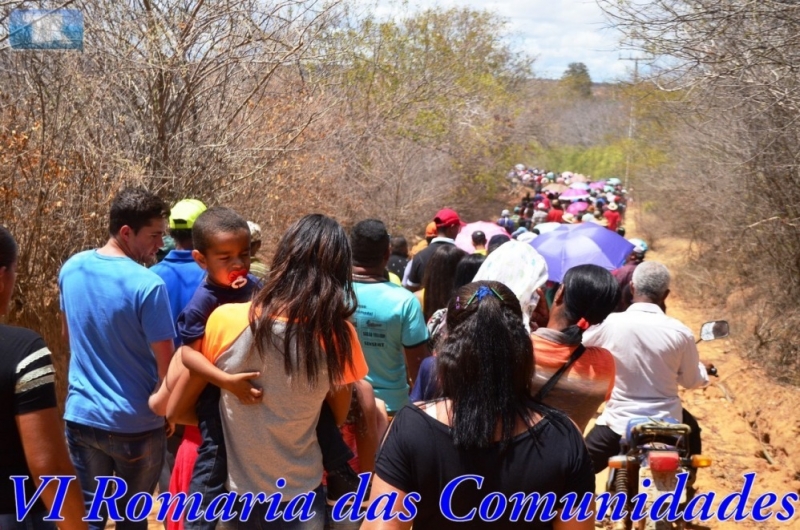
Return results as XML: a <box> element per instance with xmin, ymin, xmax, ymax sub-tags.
<box><xmin>336</xmin><ymin>6</ymin><xmax>532</xmax><ymax>138</ymax></box>
<box><xmin>319</xmin><ymin>5</ymin><xmax>534</xmax><ymax>202</ymax></box>
<box><xmin>560</xmin><ymin>62</ymin><xmax>593</xmax><ymax>98</ymax></box>
<box><xmin>527</xmin><ymin>81</ymin><xmax>678</xmax><ymax>189</ymax></box>
<box><xmin>535</xmin><ymin>142</ymin><xmax>626</xmax><ymax>178</ymax></box>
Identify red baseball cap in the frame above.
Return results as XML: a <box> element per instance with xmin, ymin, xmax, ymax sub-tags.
<box><xmin>434</xmin><ymin>208</ymin><xmax>465</xmax><ymax>228</ymax></box>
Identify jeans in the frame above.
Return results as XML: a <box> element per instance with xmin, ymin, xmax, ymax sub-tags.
<box><xmin>0</xmin><ymin>512</ymin><xmax>56</xmax><ymax>530</ymax></box>
<box><xmin>223</xmin><ymin>485</ymin><xmax>326</xmax><ymax>530</ymax></box>
<box><xmin>186</xmin><ymin>385</ymin><xmax>228</xmax><ymax>530</ymax></box>
<box><xmin>317</xmin><ymin>401</ymin><xmax>353</xmax><ymax>471</ymax></box>
<box><xmin>323</xmin><ymin>490</ymin><xmax>363</xmax><ymax>530</ymax></box>
<box><xmin>65</xmin><ymin>421</ymin><xmax>165</xmax><ymax>530</ymax></box>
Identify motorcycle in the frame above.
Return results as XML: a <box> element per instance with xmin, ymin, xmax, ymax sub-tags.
<box><xmin>604</xmin><ymin>320</ymin><xmax>729</xmax><ymax>530</ymax></box>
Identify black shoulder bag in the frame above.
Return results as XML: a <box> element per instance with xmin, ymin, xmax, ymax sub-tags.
<box><xmin>534</xmin><ymin>344</ymin><xmax>586</xmax><ymax>401</ymax></box>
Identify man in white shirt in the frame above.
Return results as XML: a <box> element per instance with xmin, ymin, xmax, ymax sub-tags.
<box><xmin>583</xmin><ymin>261</ymin><xmax>709</xmax><ymax>473</ymax></box>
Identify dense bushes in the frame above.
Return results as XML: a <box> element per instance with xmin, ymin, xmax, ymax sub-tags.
<box><xmin>602</xmin><ymin>0</ymin><xmax>800</xmax><ymax>383</ymax></box>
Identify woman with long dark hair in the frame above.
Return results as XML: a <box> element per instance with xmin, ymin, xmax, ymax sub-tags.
<box><xmin>169</xmin><ymin>215</ymin><xmax>368</xmax><ymax>529</ymax></box>
<box><xmin>364</xmin><ymin>281</ymin><xmax>594</xmax><ymax>530</ymax></box>
<box><xmin>409</xmin><ymin>253</ymin><xmax>484</xmax><ymax>402</ymax></box>
<box><xmin>417</xmin><ymin>245</ymin><xmax>466</xmax><ymax>322</ymax></box>
<box><xmin>452</xmin><ymin>253</ymin><xmax>485</xmax><ymax>290</ymax></box>
<box><xmin>249</xmin><ymin>214</ymin><xmax>358</xmax><ymax>385</ymax></box>
<box><xmin>530</xmin><ymin>264</ymin><xmax>620</xmax><ymax>432</ymax></box>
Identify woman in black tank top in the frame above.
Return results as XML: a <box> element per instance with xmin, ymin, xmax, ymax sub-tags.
<box><xmin>362</xmin><ymin>281</ymin><xmax>595</xmax><ymax>530</ymax></box>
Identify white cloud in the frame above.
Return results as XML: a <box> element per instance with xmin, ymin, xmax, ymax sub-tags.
<box><xmin>362</xmin><ymin>0</ymin><xmax>639</xmax><ymax>82</ymax></box>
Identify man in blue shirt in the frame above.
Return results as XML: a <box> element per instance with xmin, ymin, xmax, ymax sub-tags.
<box><xmin>498</xmin><ymin>208</ymin><xmax>516</xmax><ymax>233</ymax></box>
<box><xmin>59</xmin><ymin>187</ymin><xmax>175</xmax><ymax>530</ymax></box>
<box><xmin>149</xmin><ymin>198</ymin><xmax>207</xmax><ymax>508</ymax></box>
<box><xmin>151</xmin><ymin>199</ymin><xmax>207</xmax><ymax>347</ymax></box>
<box><xmin>349</xmin><ymin>219</ymin><xmax>429</xmax><ymax>415</ymax></box>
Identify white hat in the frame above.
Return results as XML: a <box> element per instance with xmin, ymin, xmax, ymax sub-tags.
<box><xmin>607</xmin><ymin>203</ymin><xmax>618</xmax><ymax>211</ymax></box>
<box><xmin>537</xmin><ymin>203</ymin><xmax>547</xmax><ymax>210</ymax></box>
<box><xmin>247</xmin><ymin>221</ymin><xmax>262</xmax><ymax>242</ymax></box>
<box><xmin>629</xmin><ymin>238</ymin><xmax>648</xmax><ymax>253</ymax></box>
<box><xmin>473</xmin><ymin>241</ymin><xmax>548</xmax><ymax>331</ymax></box>
<box><xmin>501</xmin><ymin>209</ymin><xmax>511</xmax><ymax>217</ymax></box>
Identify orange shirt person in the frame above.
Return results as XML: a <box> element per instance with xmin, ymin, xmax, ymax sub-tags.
<box><xmin>529</xmin><ymin>264</ymin><xmax>620</xmax><ymax>432</ymax></box>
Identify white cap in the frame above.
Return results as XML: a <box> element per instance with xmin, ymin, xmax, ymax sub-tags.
<box><xmin>247</xmin><ymin>221</ymin><xmax>262</xmax><ymax>242</ymax></box>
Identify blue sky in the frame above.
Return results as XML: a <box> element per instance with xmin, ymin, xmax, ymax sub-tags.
<box><xmin>367</xmin><ymin>0</ymin><xmax>639</xmax><ymax>83</ymax></box>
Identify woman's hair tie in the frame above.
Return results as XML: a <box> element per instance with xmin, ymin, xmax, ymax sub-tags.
<box><xmin>576</xmin><ymin>318</ymin><xmax>590</xmax><ymax>331</ymax></box>
<box><xmin>465</xmin><ymin>285</ymin><xmax>504</xmax><ymax>308</ymax></box>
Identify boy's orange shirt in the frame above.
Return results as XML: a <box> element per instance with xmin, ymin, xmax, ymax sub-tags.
<box><xmin>200</xmin><ymin>302</ymin><xmax>368</xmax><ymax>385</ymax></box>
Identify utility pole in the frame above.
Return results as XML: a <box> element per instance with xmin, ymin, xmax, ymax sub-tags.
<box><xmin>619</xmin><ymin>56</ymin><xmax>647</xmax><ymax>191</ymax></box>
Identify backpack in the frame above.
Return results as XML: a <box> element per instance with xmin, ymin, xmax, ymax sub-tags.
<box><xmin>498</xmin><ymin>217</ymin><xmax>514</xmax><ymax>232</ymax></box>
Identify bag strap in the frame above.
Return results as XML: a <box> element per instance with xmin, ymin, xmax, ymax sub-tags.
<box><xmin>534</xmin><ymin>344</ymin><xmax>586</xmax><ymax>401</ymax></box>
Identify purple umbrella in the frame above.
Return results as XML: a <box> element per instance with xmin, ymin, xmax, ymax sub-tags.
<box><xmin>559</xmin><ymin>188</ymin><xmax>590</xmax><ymax>201</ymax></box>
<box><xmin>589</xmin><ymin>181</ymin><xmax>606</xmax><ymax>190</ymax></box>
<box><xmin>529</xmin><ymin>223</ymin><xmax>635</xmax><ymax>282</ymax></box>
<box><xmin>566</xmin><ymin>202</ymin><xmax>589</xmax><ymax>215</ymax></box>
<box><xmin>455</xmin><ymin>221</ymin><xmax>509</xmax><ymax>253</ymax></box>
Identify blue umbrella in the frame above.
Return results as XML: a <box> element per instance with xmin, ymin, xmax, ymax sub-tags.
<box><xmin>529</xmin><ymin>223</ymin><xmax>634</xmax><ymax>282</ymax></box>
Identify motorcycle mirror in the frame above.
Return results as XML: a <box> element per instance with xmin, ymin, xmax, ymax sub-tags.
<box><xmin>700</xmin><ymin>321</ymin><xmax>729</xmax><ymax>341</ymax></box>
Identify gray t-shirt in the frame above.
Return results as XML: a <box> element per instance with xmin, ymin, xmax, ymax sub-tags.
<box><xmin>215</xmin><ymin>322</ymin><xmax>330</xmax><ymax>497</ymax></box>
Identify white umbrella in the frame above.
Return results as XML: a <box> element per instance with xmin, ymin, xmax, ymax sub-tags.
<box><xmin>534</xmin><ymin>222</ymin><xmax>563</xmax><ymax>234</ymax></box>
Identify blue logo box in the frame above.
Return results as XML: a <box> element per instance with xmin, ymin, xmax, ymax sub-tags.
<box><xmin>9</xmin><ymin>9</ymin><xmax>83</xmax><ymax>51</ymax></box>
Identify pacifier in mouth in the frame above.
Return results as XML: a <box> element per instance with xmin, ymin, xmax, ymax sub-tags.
<box><xmin>229</xmin><ymin>270</ymin><xmax>248</xmax><ymax>289</ymax></box>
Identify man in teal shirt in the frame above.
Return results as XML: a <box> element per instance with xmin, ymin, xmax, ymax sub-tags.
<box><xmin>349</xmin><ymin>219</ymin><xmax>429</xmax><ymax>414</ymax></box>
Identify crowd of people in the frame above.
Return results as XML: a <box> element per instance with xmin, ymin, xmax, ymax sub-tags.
<box><xmin>0</xmin><ymin>175</ymin><xmax>712</xmax><ymax>529</ymax></box>
<box><xmin>497</xmin><ymin>168</ymin><xmax>629</xmax><ymax>239</ymax></box>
